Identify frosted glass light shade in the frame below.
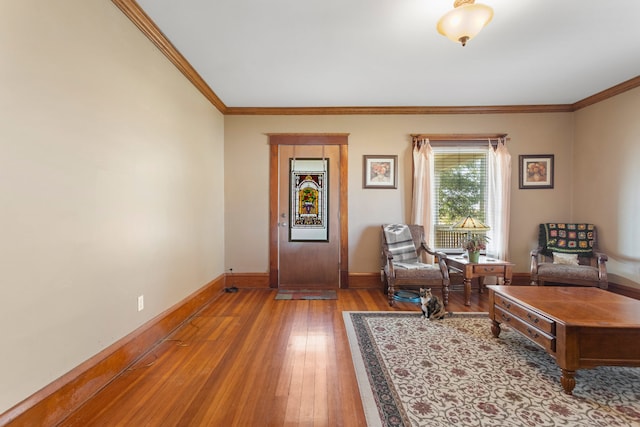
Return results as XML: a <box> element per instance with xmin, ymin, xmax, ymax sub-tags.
<box><xmin>437</xmin><ymin>1</ymin><xmax>494</xmax><ymax>46</ymax></box>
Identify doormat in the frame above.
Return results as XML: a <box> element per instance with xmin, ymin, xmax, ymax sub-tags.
<box><xmin>275</xmin><ymin>289</ymin><xmax>337</xmax><ymax>300</ymax></box>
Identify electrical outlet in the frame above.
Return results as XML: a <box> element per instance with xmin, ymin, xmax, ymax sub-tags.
<box><xmin>138</xmin><ymin>295</ymin><xmax>144</xmax><ymax>311</ymax></box>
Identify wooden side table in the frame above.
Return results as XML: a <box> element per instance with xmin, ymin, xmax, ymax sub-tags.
<box><xmin>444</xmin><ymin>255</ymin><xmax>513</xmax><ymax>306</ymax></box>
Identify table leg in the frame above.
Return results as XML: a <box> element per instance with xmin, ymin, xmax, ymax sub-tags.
<box><xmin>504</xmin><ymin>266</ymin><xmax>513</xmax><ymax>286</ymax></box>
<box><xmin>560</xmin><ymin>369</ymin><xmax>576</xmax><ymax>395</ymax></box>
<box><xmin>464</xmin><ymin>277</ymin><xmax>472</xmax><ymax>306</ymax></box>
<box><xmin>490</xmin><ymin>319</ymin><xmax>501</xmax><ymax>338</ymax></box>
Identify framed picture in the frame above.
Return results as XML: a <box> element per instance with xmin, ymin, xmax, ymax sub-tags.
<box><xmin>519</xmin><ymin>154</ymin><xmax>554</xmax><ymax>189</ymax></box>
<box><xmin>363</xmin><ymin>155</ymin><xmax>398</xmax><ymax>189</ymax></box>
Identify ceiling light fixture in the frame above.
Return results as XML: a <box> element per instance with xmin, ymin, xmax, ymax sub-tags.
<box><xmin>437</xmin><ymin>0</ymin><xmax>494</xmax><ymax>47</ymax></box>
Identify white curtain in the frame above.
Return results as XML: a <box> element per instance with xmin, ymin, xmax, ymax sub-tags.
<box><xmin>411</xmin><ymin>136</ymin><xmax>511</xmax><ymax>266</ymax></box>
<box><xmin>487</xmin><ymin>138</ymin><xmax>511</xmax><ymax>261</ymax></box>
<box><xmin>410</xmin><ymin>138</ymin><xmax>435</xmax><ymax>262</ymax></box>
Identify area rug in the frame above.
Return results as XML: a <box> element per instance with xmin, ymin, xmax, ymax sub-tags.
<box><xmin>275</xmin><ymin>289</ymin><xmax>337</xmax><ymax>300</ymax></box>
<box><xmin>343</xmin><ymin>311</ymin><xmax>640</xmax><ymax>427</ymax></box>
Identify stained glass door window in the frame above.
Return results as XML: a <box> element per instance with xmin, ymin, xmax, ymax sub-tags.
<box><xmin>289</xmin><ymin>158</ymin><xmax>328</xmax><ymax>241</ymax></box>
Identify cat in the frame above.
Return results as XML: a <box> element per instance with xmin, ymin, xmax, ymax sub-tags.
<box><xmin>419</xmin><ymin>288</ymin><xmax>447</xmax><ymax>320</ymax></box>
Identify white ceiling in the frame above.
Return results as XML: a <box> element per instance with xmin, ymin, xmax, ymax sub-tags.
<box><xmin>135</xmin><ymin>0</ymin><xmax>640</xmax><ymax>108</ymax></box>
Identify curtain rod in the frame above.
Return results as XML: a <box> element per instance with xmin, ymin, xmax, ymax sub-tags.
<box><xmin>411</xmin><ymin>133</ymin><xmax>509</xmax><ymax>141</ymax></box>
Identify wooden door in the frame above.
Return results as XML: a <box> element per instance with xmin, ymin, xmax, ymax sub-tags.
<box><xmin>268</xmin><ymin>134</ymin><xmax>349</xmax><ymax>289</ymax></box>
<box><xmin>277</xmin><ymin>145</ymin><xmax>339</xmax><ymax>288</ymax></box>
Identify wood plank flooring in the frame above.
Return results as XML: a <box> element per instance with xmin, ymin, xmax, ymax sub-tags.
<box><xmin>58</xmin><ymin>288</ymin><xmax>489</xmax><ymax>426</ymax></box>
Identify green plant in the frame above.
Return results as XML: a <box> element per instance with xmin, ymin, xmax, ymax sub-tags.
<box><xmin>463</xmin><ymin>234</ymin><xmax>489</xmax><ymax>252</ymax></box>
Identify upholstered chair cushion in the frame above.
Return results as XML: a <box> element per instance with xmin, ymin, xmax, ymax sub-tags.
<box><xmin>537</xmin><ymin>263</ymin><xmax>599</xmax><ymax>282</ymax></box>
<box><xmin>384</xmin><ymin>263</ymin><xmax>442</xmax><ymax>280</ymax></box>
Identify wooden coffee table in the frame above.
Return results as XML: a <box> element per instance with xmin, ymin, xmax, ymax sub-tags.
<box><xmin>487</xmin><ymin>285</ymin><xmax>640</xmax><ymax>394</ymax></box>
<box><xmin>444</xmin><ymin>255</ymin><xmax>513</xmax><ymax>306</ymax></box>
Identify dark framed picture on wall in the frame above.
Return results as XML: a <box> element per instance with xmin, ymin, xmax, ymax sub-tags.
<box><xmin>363</xmin><ymin>155</ymin><xmax>398</xmax><ymax>189</ymax></box>
<box><xmin>519</xmin><ymin>154</ymin><xmax>554</xmax><ymax>189</ymax></box>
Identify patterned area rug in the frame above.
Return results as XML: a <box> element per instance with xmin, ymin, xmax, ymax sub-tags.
<box><xmin>343</xmin><ymin>312</ymin><xmax>640</xmax><ymax>427</ymax></box>
<box><xmin>275</xmin><ymin>289</ymin><xmax>337</xmax><ymax>300</ymax></box>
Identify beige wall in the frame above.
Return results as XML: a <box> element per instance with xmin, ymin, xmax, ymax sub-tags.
<box><xmin>574</xmin><ymin>87</ymin><xmax>640</xmax><ymax>287</ymax></box>
<box><xmin>0</xmin><ymin>1</ymin><xmax>225</xmax><ymax>413</ymax></box>
<box><xmin>224</xmin><ymin>113</ymin><xmax>576</xmax><ymax>275</ymax></box>
<box><xmin>224</xmin><ymin>95</ymin><xmax>640</xmax><ymax>289</ymax></box>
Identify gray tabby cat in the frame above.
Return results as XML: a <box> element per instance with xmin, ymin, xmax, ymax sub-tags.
<box><xmin>419</xmin><ymin>288</ymin><xmax>447</xmax><ymax>320</ymax></box>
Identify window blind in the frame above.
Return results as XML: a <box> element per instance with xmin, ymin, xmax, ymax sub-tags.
<box><xmin>432</xmin><ymin>144</ymin><xmax>489</xmax><ymax>250</ymax></box>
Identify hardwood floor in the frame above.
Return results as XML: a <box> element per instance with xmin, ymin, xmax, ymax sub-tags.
<box><xmin>58</xmin><ymin>287</ymin><xmax>489</xmax><ymax>426</ymax></box>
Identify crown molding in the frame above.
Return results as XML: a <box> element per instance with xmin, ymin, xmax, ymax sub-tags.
<box><xmin>224</xmin><ymin>105</ymin><xmax>573</xmax><ymax>115</ymax></box>
<box><xmin>111</xmin><ymin>0</ymin><xmax>227</xmax><ymax>114</ymax></box>
<box><xmin>571</xmin><ymin>75</ymin><xmax>640</xmax><ymax>111</ymax></box>
<box><xmin>113</xmin><ymin>1</ymin><xmax>638</xmax><ymax>116</ymax></box>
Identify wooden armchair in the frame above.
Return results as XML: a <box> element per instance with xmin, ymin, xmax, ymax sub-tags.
<box><xmin>530</xmin><ymin>223</ymin><xmax>608</xmax><ymax>289</ymax></box>
<box><xmin>381</xmin><ymin>224</ymin><xmax>450</xmax><ymax>306</ymax></box>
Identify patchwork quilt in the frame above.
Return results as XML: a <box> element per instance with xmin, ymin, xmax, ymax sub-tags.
<box><xmin>540</xmin><ymin>223</ymin><xmax>594</xmax><ymax>255</ymax></box>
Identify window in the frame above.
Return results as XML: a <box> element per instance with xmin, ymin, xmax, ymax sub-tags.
<box><xmin>432</xmin><ymin>143</ymin><xmax>489</xmax><ymax>252</ymax></box>
<box><xmin>412</xmin><ymin>134</ymin><xmax>510</xmax><ymax>261</ymax></box>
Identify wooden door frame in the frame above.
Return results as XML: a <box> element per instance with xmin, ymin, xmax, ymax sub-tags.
<box><xmin>268</xmin><ymin>134</ymin><xmax>349</xmax><ymax>288</ymax></box>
